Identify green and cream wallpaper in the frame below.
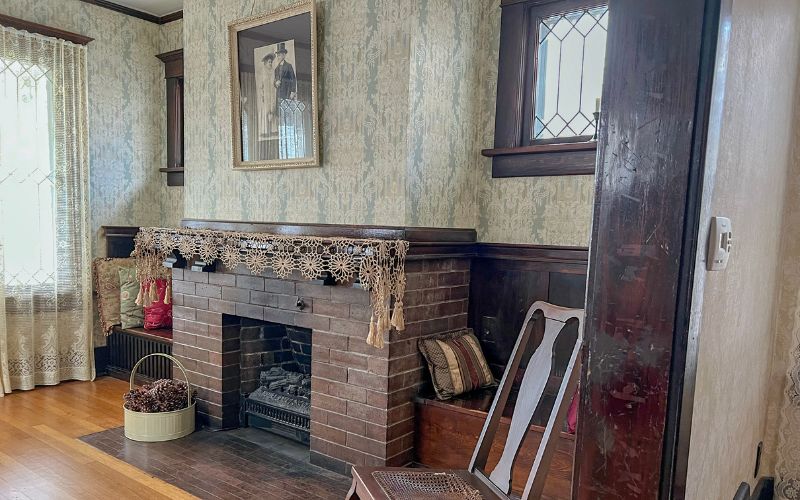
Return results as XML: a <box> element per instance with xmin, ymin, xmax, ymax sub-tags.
<box><xmin>474</xmin><ymin>0</ymin><xmax>594</xmax><ymax>245</ymax></box>
<box><xmin>183</xmin><ymin>0</ymin><xmax>413</xmax><ymax>226</ymax></box>
<box><xmin>182</xmin><ymin>0</ymin><xmax>594</xmax><ymax>246</ymax></box>
<box><xmin>1</xmin><ymin>0</ymin><xmax>593</xmax><ymax>260</ymax></box>
<box><xmin>405</xmin><ymin>0</ymin><xmax>481</xmax><ymax>230</ymax></box>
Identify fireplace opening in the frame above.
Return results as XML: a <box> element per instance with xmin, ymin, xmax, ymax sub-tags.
<box><xmin>239</xmin><ymin>318</ymin><xmax>313</xmax><ymax>445</ymax></box>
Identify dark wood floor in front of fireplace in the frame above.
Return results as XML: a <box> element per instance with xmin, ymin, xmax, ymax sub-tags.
<box><xmin>81</xmin><ymin>427</ymin><xmax>351</xmax><ymax>499</ymax></box>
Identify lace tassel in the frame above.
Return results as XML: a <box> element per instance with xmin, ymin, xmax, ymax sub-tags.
<box><xmin>391</xmin><ymin>301</ymin><xmax>405</xmax><ymax>331</ymax></box>
<box><xmin>164</xmin><ymin>281</ymin><xmax>172</xmax><ymax>305</ymax></box>
<box><xmin>379</xmin><ymin>311</ymin><xmax>389</xmax><ymax>335</ymax></box>
<box><xmin>367</xmin><ymin>315</ymin><xmax>377</xmax><ymax>347</ymax></box>
<box><xmin>135</xmin><ymin>285</ymin><xmax>144</xmax><ymax>306</ymax></box>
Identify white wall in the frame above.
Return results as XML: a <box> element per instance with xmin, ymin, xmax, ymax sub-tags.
<box><xmin>686</xmin><ymin>0</ymin><xmax>800</xmax><ymax>497</ymax></box>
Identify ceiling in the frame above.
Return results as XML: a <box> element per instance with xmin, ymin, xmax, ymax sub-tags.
<box><xmin>110</xmin><ymin>0</ymin><xmax>182</xmax><ymax>17</ymax></box>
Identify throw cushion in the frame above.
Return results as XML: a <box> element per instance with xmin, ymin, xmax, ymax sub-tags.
<box><xmin>119</xmin><ymin>267</ymin><xmax>144</xmax><ymax>329</ymax></box>
<box><xmin>144</xmin><ymin>278</ymin><xmax>172</xmax><ymax>330</ymax></box>
<box><xmin>92</xmin><ymin>257</ymin><xmax>135</xmax><ymax>333</ymax></box>
<box><xmin>418</xmin><ymin>329</ymin><xmax>496</xmax><ymax>400</ymax></box>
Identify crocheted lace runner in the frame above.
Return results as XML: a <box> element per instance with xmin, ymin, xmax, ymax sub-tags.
<box><xmin>133</xmin><ymin>227</ymin><xmax>409</xmax><ymax>348</ymax></box>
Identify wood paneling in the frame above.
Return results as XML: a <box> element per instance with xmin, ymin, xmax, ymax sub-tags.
<box><xmin>0</xmin><ymin>14</ymin><xmax>93</xmax><ymax>45</ymax></box>
<box><xmin>573</xmin><ymin>0</ymin><xmax>723</xmax><ymax>497</ymax></box>
<box><xmin>101</xmin><ymin>225</ymin><xmax>139</xmax><ymax>258</ymax></box>
<box><xmin>469</xmin><ymin>244</ymin><xmax>588</xmax><ymax>374</ymax></box>
<box><xmin>491</xmin><ymin>150</ymin><xmax>598</xmax><ymax>177</ymax></box>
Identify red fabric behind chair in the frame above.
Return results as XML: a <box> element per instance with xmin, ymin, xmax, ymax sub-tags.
<box><xmin>567</xmin><ymin>388</ymin><xmax>579</xmax><ymax>434</ymax></box>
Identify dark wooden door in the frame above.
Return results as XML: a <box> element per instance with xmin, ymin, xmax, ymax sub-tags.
<box><xmin>573</xmin><ymin>0</ymin><xmax>727</xmax><ymax>497</ymax></box>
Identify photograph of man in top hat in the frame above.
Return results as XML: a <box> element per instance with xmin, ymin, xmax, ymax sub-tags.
<box><xmin>230</xmin><ymin>2</ymin><xmax>318</xmax><ymax>169</ymax></box>
<box><xmin>274</xmin><ymin>42</ymin><xmax>297</xmax><ymax>103</ymax></box>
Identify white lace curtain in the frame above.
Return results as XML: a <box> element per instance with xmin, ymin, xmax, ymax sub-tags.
<box><xmin>0</xmin><ymin>25</ymin><xmax>93</xmax><ymax>395</ymax></box>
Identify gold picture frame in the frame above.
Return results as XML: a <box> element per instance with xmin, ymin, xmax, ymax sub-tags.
<box><xmin>228</xmin><ymin>1</ymin><xmax>319</xmax><ymax>170</ymax></box>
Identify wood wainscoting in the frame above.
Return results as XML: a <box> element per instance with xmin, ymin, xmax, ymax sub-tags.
<box><xmin>469</xmin><ymin>244</ymin><xmax>588</xmax><ymax>374</ymax></box>
<box><xmin>413</xmin><ymin>243</ymin><xmax>588</xmax><ymax>499</ymax></box>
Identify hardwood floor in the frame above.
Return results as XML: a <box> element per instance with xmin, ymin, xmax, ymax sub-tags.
<box><xmin>0</xmin><ymin>377</ymin><xmax>195</xmax><ymax>500</ymax></box>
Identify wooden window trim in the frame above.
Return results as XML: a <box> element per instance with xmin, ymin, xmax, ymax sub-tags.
<box><xmin>486</xmin><ymin>0</ymin><xmax>605</xmax><ymax>177</ymax></box>
<box><xmin>0</xmin><ymin>14</ymin><xmax>93</xmax><ymax>45</ymax></box>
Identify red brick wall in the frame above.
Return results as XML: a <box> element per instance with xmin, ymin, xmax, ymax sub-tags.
<box><xmin>169</xmin><ymin>256</ymin><xmax>470</xmax><ymax>473</ymax></box>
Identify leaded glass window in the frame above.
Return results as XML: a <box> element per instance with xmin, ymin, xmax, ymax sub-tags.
<box><xmin>532</xmin><ymin>5</ymin><xmax>609</xmax><ymax>142</ymax></box>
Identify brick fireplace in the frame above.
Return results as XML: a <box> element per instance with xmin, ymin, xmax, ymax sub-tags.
<box><xmin>167</xmin><ymin>221</ymin><xmax>474</xmax><ymax>474</ymax></box>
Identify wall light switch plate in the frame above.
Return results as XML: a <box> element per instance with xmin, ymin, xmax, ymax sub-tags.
<box><xmin>707</xmin><ymin>216</ymin><xmax>732</xmax><ymax>271</ymax></box>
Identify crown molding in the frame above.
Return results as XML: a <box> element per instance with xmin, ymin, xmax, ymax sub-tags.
<box><xmin>78</xmin><ymin>0</ymin><xmax>182</xmax><ymax>25</ymax></box>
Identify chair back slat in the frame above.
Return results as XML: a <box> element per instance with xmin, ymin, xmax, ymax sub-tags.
<box><xmin>468</xmin><ymin>301</ymin><xmax>584</xmax><ymax>499</ymax></box>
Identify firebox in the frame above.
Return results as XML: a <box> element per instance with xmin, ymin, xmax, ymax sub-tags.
<box><xmin>238</xmin><ymin>319</ymin><xmax>313</xmax><ymax>444</ymax></box>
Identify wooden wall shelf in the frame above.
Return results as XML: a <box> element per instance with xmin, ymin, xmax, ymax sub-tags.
<box><xmin>156</xmin><ymin>49</ymin><xmax>184</xmax><ymax>187</ymax></box>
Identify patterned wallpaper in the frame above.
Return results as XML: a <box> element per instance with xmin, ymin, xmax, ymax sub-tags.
<box><xmin>474</xmin><ymin>0</ymin><xmax>594</xmax><ymax>246</ymax></box>
<box><xmin>2</xmin><ymin>0</ymin><xmax>592</xmax><ymax>259</ymax></box>
<box><xmin>405</xmin><ymin>0</ymin><xmax>481</xmax><ymax>230</ymax></box>
<box><xmin>158</xmin><ymin>19</ymin><xmax>185</xmax><ymax>229</ymax></box>
<box><xmin>0</xmin><ymin>0</ymin><xmax>183</xmax><ymax>256</ymax></box>
<box><xmin>184</xmin><ymin>0</ymin><xmax>409</xmax><ymax>226</ymax></box>
<box><xmin>183</xmin><ymin>0</ymin><xmax>594</xmax><ymax>246</ymax></box>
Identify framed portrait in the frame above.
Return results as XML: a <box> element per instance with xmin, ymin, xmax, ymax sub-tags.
<box><xmin>229</xmin><ymin>1</ymin><xmax>319</xmax><ymax>170</ymax></box>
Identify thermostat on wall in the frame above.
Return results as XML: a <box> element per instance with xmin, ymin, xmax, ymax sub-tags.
<box><xmin>707</xmin><ymin>216</ymin><xmax>732</xmax><ymax>271</ymax></box>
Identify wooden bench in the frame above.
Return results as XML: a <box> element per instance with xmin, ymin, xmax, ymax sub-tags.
<box><xmin>414</xmin><ymin>389</ymin><xmax>574</xmax><ymax>499</ymax></box>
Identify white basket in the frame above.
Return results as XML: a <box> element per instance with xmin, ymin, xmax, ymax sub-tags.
<box><xmin>123</xmin><ymin>353</ymin><xmax>196</xmax><ymax>442</ymax></box>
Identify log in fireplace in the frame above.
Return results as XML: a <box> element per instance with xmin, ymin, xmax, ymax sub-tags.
<box><xmin>243</xmin><ymin>368</ymin><xmax>312</xmax><ymax>444</ymax></box>
<box><xmin>238</xmin><ymin>319</ymin><xmax>314</xmax><ymax>444</ymax></box>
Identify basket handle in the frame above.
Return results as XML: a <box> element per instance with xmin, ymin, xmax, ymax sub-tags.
<box><xmin>129</xmin><ymin>353</ymin><xmax>192</xmax><ymax>407</ymax></box>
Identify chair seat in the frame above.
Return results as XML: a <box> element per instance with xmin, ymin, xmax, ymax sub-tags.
<box><xmin>348</xmin><ymin>467</ymin><xmax>504</xmax><ymax>500</ymax></box>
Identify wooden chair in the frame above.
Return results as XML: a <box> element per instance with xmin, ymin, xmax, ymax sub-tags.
<box><xmin>345</xmin><ymin>301</ymin><xmax>584</xmax><ymax>500</ymax></box>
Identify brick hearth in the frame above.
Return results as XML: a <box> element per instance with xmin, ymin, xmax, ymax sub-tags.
<box><xmin>169</xmin><ymin>256</ymin><xmax>470</xmax><ymax>473</ymax></box>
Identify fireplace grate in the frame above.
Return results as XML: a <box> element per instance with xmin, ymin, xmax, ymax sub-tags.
<box><xmin>242</xmin><ymin>395</ymin><xmax>310</xmax><ymax>444</ymax></box>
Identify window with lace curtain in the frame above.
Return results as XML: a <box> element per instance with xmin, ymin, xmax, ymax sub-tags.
<box><xmin>0</xmin><ymin>57</ymin><xmax>56</xmax><ymax>289</ymax></box>
<box><xmin>0</xmin><ymin>22</ymin><xmax>93</xmax><ymax>395</ymax></box>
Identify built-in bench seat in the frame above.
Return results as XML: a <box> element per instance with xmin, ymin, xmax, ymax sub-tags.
<box><xmin>414</xmin><ymin>388</ymin><xmax>574</xmax><ymax>500</ymax></box>
<box><xmin>107</xmin><ymin>325</ymin><xmax>173</xmax><ymax>384</ymax></box>
<box><xmin>111</xmin><ymin>325</ymin><xmax>173</xmax><ymax>343</ymax></box>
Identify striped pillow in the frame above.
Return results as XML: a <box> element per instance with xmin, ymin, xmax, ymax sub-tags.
<box><xmin>419</xmin><ymin>329</ymin><xmax>496</xmax><ymax>400</ymax></box>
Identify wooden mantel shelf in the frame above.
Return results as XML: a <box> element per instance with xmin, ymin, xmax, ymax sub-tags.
<box><xmin>181</xmin><ymin>219</ymin><xmax>478</xmax><ymax>258</ymax></box>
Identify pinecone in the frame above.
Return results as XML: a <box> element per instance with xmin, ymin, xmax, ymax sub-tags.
<box><xmin>123</xmin><ymin>379</ymin><xmax>196</xmax><ymax>413</ymax></box>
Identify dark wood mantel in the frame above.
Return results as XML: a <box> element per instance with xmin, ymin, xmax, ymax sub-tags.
<box><xmin>181</xmin><ymin>219</ymin><xmax>478</xmax><ymax>258</ymax></box>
